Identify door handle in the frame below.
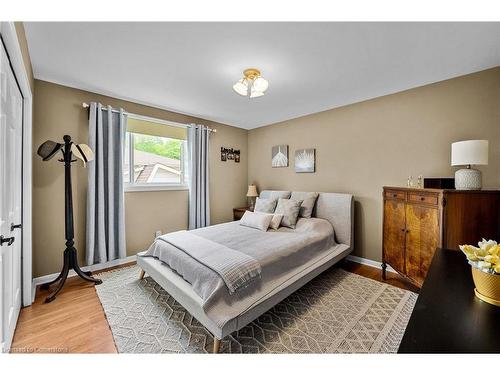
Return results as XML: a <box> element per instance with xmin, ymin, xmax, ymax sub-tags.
<box><xmin>0</xmin><ymin>235</ymin><xmax>15</xmax><ymax>246</ymax></box>
<box><xmin>11</xmin><ymin>223</ymin><xmax>22</xmax><ymax>231</ymax></box>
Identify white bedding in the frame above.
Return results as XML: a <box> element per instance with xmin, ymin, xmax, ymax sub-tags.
<box><xmin>141</xmin><ymin>217</ymin><xmax>342</xmax><ymax>329</ymax></box>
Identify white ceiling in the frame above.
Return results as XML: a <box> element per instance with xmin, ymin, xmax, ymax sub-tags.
<box><xmin>24</xmin><ymin>22</ymin><xmax>500</xmax><ymax>129</ymax></box>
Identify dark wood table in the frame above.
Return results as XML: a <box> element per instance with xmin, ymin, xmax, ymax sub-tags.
<box><xmin>233</xmin><ymin>207</ymin><xmax>250</xmax><ymax>221</ymax></box>
<box><xmin>398</xmin><ymin>248</ymin><xmax>500</xmax><ymax>353</ymax></box>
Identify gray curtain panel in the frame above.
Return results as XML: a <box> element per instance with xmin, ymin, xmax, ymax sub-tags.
<box><xmin>188</xmin><ymin>124</ymin><xmax>211</xmax><ymax>229</ymax></box>
<box><xmin>86</xmin><ymin>102</ymin><xmax>127</xmax><ymax>265</ymax></box>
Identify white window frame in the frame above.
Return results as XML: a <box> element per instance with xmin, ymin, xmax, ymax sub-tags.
<box><xmin>124</xmin><ymin>113</ymin><xmax>189</xmax><ymax>192</ymax></box>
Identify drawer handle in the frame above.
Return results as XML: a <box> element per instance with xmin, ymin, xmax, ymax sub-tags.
<box><xmin>420</xmin><ymin>196</ymin><xmax>425</xmax><ymax>201</ymax></box>
<box><xmin>393</xmin><ymin>193</ymin><xmax>398</xmax><ymax>198</ymax></box>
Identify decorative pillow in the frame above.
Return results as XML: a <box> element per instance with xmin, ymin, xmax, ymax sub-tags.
<box><xmin>239</xmin><ymin>211</ymin><xmax>274</xmax><ymax>231</ymax></box>
<box><xmin>274</xmin><ymin>198</ymin><xmax>303</xmax><ymax>229</ymax></box>
<box><xmin>269</xmin><ymin>214</ymin><xmax>284</xmax><ymax>230</ymax></box>
<box><xmin>254</xmin><ymin>197</ymin><xmax>278</xmax><ymax>213</ymax></box>
<box><xmin>259</xmin><ymin>190</ymin><xmax>291</xmax><ymax>200</ymax></box>
<box><xmin>291</xmin><ymin>192</ymin><xmax>319</xmax><ymax>218</ymax></box>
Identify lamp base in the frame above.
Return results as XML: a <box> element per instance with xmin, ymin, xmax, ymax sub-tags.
<box><xmin>455</xmin><ymin>168</ymin><xmax>482</xmax><ymax>190</ymax></box>
<box><xmin>248</xmin><ymin>197</ymin><xmax>256</xmax><ymax>211</ymax></box>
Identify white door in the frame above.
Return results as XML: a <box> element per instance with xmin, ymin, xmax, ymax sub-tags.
<box><xmin>0</xmin><ymin>40</ymin><xmax>23</xmax><ymax>353</ymax></box>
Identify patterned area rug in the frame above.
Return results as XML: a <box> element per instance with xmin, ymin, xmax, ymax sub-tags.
<box><xmin>95</xmin><ymin>265</ymin><xmax>417</xmax><ymax>353</ymax></box>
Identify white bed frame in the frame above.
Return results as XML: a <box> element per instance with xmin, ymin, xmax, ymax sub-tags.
<box><xmin>136</xmin><ymin>191</ymin><xmax>354</xmax><ymax>353</ymax></box>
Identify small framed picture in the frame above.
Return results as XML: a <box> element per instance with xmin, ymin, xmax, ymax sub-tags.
<box><xmin>234</xmin><ymin>150</ymin><xmax>240</xmax><ymax>163</ymax></box>
<box><xmin>227</xmin><ymin>148</ymin><xmax>234</xmax><ymax>160</ymax></box>
<box><xmin>295</xmin><ymin>148</ymin><xmax>315</xmax><ymax>173</ymax></box>
<box><xmin>221</xmin><ymin>147</ymin><xmax>227</xmax><ymax>162</ymax></box>
<box><xmin>272</xmin><ymin>144</ymin><xmax>289</xmax><ymax>168</ymax></box>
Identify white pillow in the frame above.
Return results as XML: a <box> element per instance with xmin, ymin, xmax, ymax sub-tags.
<box><xmin>239</xmin><ymin>211</ymin><xmax>274</xmax><ymax>231</ymax></box>
<box><xmin>269</xmin><ymin>214</ymin><xmax>284</xmax><ymax>230</ymax></box>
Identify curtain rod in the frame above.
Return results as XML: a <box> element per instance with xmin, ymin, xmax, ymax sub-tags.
<box><xmin>82</xmin><ymin>102</ymin><xmax>216</xmax><ymax>133</ymax></box>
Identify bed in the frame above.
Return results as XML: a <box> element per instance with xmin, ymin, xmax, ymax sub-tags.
<box><xmin>136</xmin><ymin>190</ymin><xmax>354</xmax><ymax>353</ymax></box>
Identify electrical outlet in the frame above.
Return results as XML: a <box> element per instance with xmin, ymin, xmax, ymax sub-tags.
<box><xmin>155</xmin><ymin>230</ymin><xmax>162</xmax><ymax>238</ymax></box>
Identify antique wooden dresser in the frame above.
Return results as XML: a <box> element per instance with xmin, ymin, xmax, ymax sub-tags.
<box><xmin>382</xmin><ymin>186</ymin><xmax>500</xmax><ymax>287</ymax></box>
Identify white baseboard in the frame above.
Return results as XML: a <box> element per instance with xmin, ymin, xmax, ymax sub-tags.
<box><xmin>346</xmin><ymin>255</ymin><xmax>397</xmax><ymax>273</ymax></box>
<box><xmin>31</xmin><ymin>255</ymin><xmax>137</xmax><ymax>302</ymax></box>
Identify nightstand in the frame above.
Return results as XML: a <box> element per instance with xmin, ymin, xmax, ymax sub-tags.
<box><xmin>233</xmin><ymin>207</ymin><xmax>251</xmax><ymax>221</ymax></box>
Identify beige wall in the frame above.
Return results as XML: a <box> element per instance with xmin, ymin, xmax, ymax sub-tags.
<box><xmin>248</xmin><ymin>67</ymin><xmax>500</xmax><ymax>262</ymax></box>
<box><xmin>33</xmin><ymin>80</ymin><xmax>248</xmax><ymax>277</ymax></box>
<box><xmin>14</xmin><ymin>22</ymin><xmax>34</xmax><ymax>92</ymax></box>
<box><xmin>32</xmin><ymin>67</ymin><xmax>500</xmax><ymax>276</ymax></box>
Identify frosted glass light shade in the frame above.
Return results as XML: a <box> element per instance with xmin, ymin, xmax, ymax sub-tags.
<box><xmin>250</xmin><ymin>88</ymin><xmax>265</xmax><ymax>98</ymax></box>
<box><xmin>246</xmin><ymin>184</ymin><xmax>258</xmax><ymax>197</ymax></box>
<box><xmin>233</xmin><ymin>71</ymin><xmax>268</xmax><ymax>98</ymax></box>
<box><xmin>233</xmin><ymin>79</ymin><xmax>248</xmax><ymax>96</ymax></box>
<box><xmin>451</xmin><ymin>140</ymin><xmax>489</xmax><ymax>166</ymax></box>
<box><xmin>252</xmin><ymin>77</ymin><xmax>269</xmax><ymax>92</ymax></box>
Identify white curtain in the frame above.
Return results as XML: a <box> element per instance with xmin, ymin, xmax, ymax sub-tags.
<box><xmin>188</xmin><ymin>124</ymin><xmax>210</xmax><ymax>229</ymax></box>
<box><xmin>86</xmin><ymin>102</ymin><xmax>127</xmax><ymax>265</ymax></box>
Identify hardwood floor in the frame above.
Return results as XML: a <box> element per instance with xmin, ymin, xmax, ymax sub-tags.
<box><xmin>340</xmin><ymin>260</ymin><xmax>420</xmax><ymax>293</ymax></box>
<box><xmin>10</xmin><ymin>260</ymin><xmax>417</xmax><ymax>353</ymax></box>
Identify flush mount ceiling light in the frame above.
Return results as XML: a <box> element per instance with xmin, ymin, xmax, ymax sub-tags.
<box><xmin>233</xmin><ymin>68</ymin><xmax>269</xmax><ymax>98</ymax></box>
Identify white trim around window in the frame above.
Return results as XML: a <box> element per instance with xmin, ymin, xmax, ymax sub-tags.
<box><xmin>124</xmin><ymin>113</ymin><xmax>189</xmax><ymax>192</ymax></box>
<box><xmin>124</xmin><ymin>184</ymin><xmax>189</xmax><ymax>192</ymax></box>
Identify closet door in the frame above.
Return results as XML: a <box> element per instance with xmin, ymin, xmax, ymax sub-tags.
<box><xmin>0</xmin><ymin>40</ymin><xmax>23</xmax><ymax>352</ymax></box>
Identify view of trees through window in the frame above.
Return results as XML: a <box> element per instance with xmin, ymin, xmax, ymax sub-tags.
<box><xmin>133</xmin><ymin>134</ymin><xmax>182</xmax><ymax>160</ymax></box>
<box><xmin>124</xmin><ymin>131</ymin><xmax>186</xmax><ymax>186</ymax></box>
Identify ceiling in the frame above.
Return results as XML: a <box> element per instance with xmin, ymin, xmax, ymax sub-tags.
<box><xmin>24</xmin><ymin>22</ymin><xmax>500</xmax><ymax>129</ymax></box>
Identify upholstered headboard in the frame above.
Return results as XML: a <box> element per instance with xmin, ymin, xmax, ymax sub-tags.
<box><xmin>259</xmin><ymin>190</ymin><xmax>354</xmax><ymax>248</ymax></box>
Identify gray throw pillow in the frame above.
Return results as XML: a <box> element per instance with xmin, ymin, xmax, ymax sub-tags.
<box><xmin>254</xmin><ymin>197</ymin><xmax>277</xmax><ymax>213</ymax></box>
<box><xmin>290</xmin><ymin>192</ymin><xmax>319</xmax><ymax>218</ymax></box>
<box><xmin>259</xmin><ymin>191</ymin><xmax>291</xmax><ymax>200</ymax></box>
<box><xmin>268</xmin><ymin>191</ymin><xmax>291</xmax><ymax>200</ymax></box>
<box><xmin>274</xmin><ymin>198</ymin><xmax>303</xmax><ymax>229</ymax></box>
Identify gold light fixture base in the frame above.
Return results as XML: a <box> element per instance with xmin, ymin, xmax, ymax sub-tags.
<box><xmin>243</xmin><ymin>68</ymin><xmax>261</xmax><ymax>80</ymax></box>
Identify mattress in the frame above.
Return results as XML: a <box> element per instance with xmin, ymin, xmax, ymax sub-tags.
<box><xmin>140</xmin><ymin>217</ymin><xmax>346</xmax><ymax>329</ymax></box>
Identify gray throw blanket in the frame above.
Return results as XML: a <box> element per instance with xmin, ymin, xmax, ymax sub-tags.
<box><xmin>156</xmin><ymin>231</ymin><xmax>261</xmax><ymax>294</ymax></box>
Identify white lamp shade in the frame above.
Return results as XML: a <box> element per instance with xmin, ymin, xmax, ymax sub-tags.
<box><xmin>246</xmin><ymin>184</ymin><xmax>258</xmax><ymax>197</ymax></box>
<box><xmin>232</xmin><ymin>79</ymin><xmax>248</xmax><ymax>96</ymax></box>
<box><xmin>249</xmin><ymin>88</ymin><xmax>265</xmax><ymax>98</ymax></box>
<box><xmin>451</xmin><ymin>140</ymin><xmax>488</xmax><ymax>166</ymax></box>
<box><xmin>252</xmin><ymin>77</ymin><xmax>269</xmax><ymax>92</ymax></box>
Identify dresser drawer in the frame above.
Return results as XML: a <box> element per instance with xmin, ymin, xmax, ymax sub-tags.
<box><xmin>408</xmin><ymin>192</ymin><xmax>438</xmax><ymax>205</ymax></box>
<box><xmin>385</xmin><ymin>190</ymin><xmax>406</xmax><ymax>200</ymax></box>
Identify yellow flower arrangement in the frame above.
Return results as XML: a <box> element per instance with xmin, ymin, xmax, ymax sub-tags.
<box><xmin>460</xmin><ymin>239</ymin><xmax>500</xmax><ymax>274</ymax></box>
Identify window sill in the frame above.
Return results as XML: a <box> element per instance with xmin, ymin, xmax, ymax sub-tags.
<box><xmin>124</xmin><ymin>184</ymin><xmax>189</xmax><ymax>193</ymax></box>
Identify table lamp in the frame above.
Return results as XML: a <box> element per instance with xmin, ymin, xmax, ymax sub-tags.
<box><xmin>451</xmin><ymin>140</ymin><xmax>488</xmax><ymax>190</ymax></box>
<box><xmin>246</xmin><ymin>184</ymin><xmax>258</xmax><ymax>210</ymax></box>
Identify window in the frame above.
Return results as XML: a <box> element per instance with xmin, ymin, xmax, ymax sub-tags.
<box><xmin>124</xmin><ymin>115</ymin><xmax>188</xmax><ymax>191</ymax></box>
